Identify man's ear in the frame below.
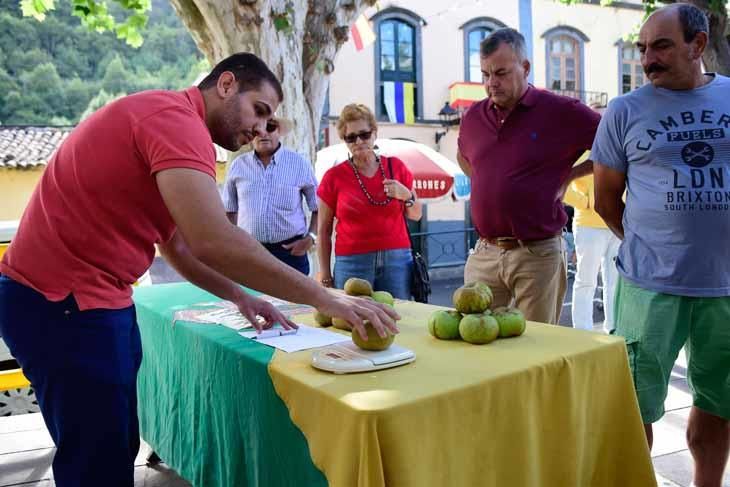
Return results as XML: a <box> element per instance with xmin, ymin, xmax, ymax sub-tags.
<box><xmin>216</xmin><ymin>71</ymin><xmax>237</xmax><ymax>98</ymax></box>
<box><xmin>523</xmin><ymin>59</ymin><xmax>531</xmax><ymax>79</ymax></box>
<box><xmin>690</xmin><ymin>31</ymin><xmax>708</xmax><ymax>60</ymax></box>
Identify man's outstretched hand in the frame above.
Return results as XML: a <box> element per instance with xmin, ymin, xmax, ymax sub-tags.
<box><xmin>233</xmin><ymin>292</ymin><xmax>298</xmax><ymax>333</ymax></box>
<box><xmin>316</xmin><ymin>291</ymin><xmax>400</xmax><ymax>341</ymax></box>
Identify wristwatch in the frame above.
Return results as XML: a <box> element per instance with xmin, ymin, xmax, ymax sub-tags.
<box><xmin>307</xmin><ymin>231</ymin><xmax>317</xmax><ymax>246</ymax></box>
<box><xmin>404</xmin><ymin>191</ymin><xmax>416</xmax><ymax>208</ymax></box>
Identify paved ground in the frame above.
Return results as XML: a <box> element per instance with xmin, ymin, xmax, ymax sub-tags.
<box><xmin>1</xmin><ymin>259</ymin><xmax>727</xmax><ymax>486</ymax></box>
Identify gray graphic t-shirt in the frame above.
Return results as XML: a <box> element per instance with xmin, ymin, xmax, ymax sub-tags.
<box><xmin>591</xmin><ymin>74</ymin><xmax>730</xmax><ymax>297</ymax></box>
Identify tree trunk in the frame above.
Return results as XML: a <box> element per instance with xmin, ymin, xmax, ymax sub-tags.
<box><xmin>168</xmin><ymin>0</ymin><xmax>376</xmax><ymax>161</ymax></box>
<box><xmin>702</xmin><ymin>4</ymin><xmax>730</xmax><ymax>75</ymax></box>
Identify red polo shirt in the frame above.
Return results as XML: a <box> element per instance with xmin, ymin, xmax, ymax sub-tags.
<box><xmin>0</xmin><ymin>87</ymin><xmax>216</xmax><ymax>310</ymax></box>
<box><xmin>458</xmin><ymin>86</ymin><xmax>600</xmax><ymax>240</ymax></box>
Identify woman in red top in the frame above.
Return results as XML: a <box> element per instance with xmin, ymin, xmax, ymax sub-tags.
<box><xmin>317</xmin><ymin>104</ymin><xmax>422</xmax><ymax>299</ymax></box>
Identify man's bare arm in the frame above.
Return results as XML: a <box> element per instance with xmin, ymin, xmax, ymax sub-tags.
<box><xmin>226</xmin><ymin>212</ymin><xmax>237</xmax><ymax>225</ymax></box>
<box><xmin>308</xmin><ymin>210</ymin><xmax>318</xmax><ymax>235</ymax></box>
<box><xmin>567</xmin><ymin>160</ymin><xmax>593</xmax><ymax>183</ymax></box>
<box><xmin>155</xmin><ymin>168</ymin><xmax>399</xmax><ymax>339</ymax></box>
<box><xmin>593</xmin><ymin>163</ymin><xmax>626</xmax><ymax>240</ymax></box>
<box><xmin>158</xmin><ymin>230</ymin><xmax>244</xmax><ymax>302</ymax></box>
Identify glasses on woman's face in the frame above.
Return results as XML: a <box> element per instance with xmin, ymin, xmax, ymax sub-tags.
<box><xmin>265</xmin><ymin>120</ymin><xmax>280</xmax><ymax>133</ymax></box>
<box><xmin>344</xmin><ymin>131</ymin><xmax>373</xmax><ymax>144</ymax></box>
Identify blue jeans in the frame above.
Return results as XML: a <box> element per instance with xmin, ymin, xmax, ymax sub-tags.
<box><xmin>334</xmin><ymin>248</ymin><xmax>413</xmax><ymax>300</ymax></box>
<box><xmin>0</xmin><ymin>275</ymin><xmax>142</xmax><ymax>487</ymax></box>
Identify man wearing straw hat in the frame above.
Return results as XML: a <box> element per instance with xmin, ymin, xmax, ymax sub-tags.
<box><xmin>223</xmin><ymin>116</ymin><xmax>318</xmax><ymax>275</ymax></box>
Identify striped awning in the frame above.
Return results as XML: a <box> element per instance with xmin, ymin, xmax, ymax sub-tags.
<box><xmin>449</xmin><ymin>82</ymin><xmax>486</xmax><ymax>110</ymax></box>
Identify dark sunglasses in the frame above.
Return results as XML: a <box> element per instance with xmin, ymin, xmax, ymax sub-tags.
<box><xmin>344</xmin><ymin>131</ymin><xmax>373</xmax><ymax>144</ymax></box>
<box><xmin>265</xmin><ymin>120</ymin><xmax>279</xmax><ymax>133</ymax></box>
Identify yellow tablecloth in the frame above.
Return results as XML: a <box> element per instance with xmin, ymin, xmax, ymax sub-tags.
<box><xmin>271</xmin><ymin>301</ymin><xmax>656</xmax><ymax>487</ymax></box>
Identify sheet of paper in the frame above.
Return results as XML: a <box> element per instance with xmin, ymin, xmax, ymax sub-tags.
<box><xmin>240</xmin><ymin>325</ymin><xmax>351</xmax><ymax>353</ymax></box>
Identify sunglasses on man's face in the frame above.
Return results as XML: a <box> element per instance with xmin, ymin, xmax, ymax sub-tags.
<box><xmin>265</xmin><ymin>121</ymin><xmax>279</xmax><ymax>133</ymax></box>
<box><xmin>344</xmin><ymin>131</ymin><xmax>373</xmax><ymax>144</ymax></box>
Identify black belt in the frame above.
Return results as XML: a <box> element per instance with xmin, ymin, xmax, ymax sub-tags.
<box><xmin>261</xmin><ymin>235</ymin><xmax>303</xmax><ymax>250</ymax></box>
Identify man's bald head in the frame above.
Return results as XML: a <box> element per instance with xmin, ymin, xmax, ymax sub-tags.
<box><xmin>637</xmin><ymin>3</ymin><xmax>708</xmax><ymax>90</ymax></box>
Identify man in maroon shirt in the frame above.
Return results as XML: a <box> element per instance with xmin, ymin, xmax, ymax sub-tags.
<box><xmin>458</xmin><ymin>28</ymin><xmax>599</xmax><ymax>324</ymax></box>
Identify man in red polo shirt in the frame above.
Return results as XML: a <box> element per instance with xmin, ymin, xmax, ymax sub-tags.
<box><xmin>458</xmin><ymin>28</ymin><xmax>599</xmax><ymax>324</ymax></box>
<box><xmin>0</xmin><ymin>53</ymin><xmax>398</xmax><ymax>487</ymax></box>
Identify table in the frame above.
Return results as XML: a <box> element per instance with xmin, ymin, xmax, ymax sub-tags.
<box><xmin>134</xmin><ymin>282</ymin><xmax>656</xmax><ymax>487</ymax></box>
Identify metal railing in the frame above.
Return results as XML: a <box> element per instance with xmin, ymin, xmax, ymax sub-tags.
<box><xmin>411</xmin><ymin>227</ymin><xmax>478</xmax><ymax>270</ymax></box>
<box><xmin>552</xmin><ymin>89</ymin><xmax>608</xmax><ymax>108</ymax></box>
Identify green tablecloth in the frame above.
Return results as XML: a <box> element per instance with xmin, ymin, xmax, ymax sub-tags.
<box><xmin>134</xmin><ymin>282</ymin><xmax>326</xmax><ymax>487</ymax></box>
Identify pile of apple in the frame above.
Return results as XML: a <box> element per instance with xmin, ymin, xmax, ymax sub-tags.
<box><xmin>314</xmin><ymin>277</ymin><xmax>397</xmax><ymax>351</ymax></box>
<box><xmin>428</xmin><ymin>282</ymin><xmax>526</xmax><ymax>345</ymax></box>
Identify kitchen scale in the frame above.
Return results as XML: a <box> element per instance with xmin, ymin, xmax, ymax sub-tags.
<box><xmin>311</xmin><ymin>342</ymin><xmax>416</xmax><ymax>374</ymax></box>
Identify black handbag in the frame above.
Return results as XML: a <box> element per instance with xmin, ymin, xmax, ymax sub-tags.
<box><xmin>387</xmin><ymin>157</ymin><xmax>431</xmax><ymax>303</ymax></box>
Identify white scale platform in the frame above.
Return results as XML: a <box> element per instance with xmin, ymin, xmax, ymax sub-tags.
<box><xmin>311</xmin><ymin>342</ymin><xmax>416</xmax><ymax>374</ymax></box>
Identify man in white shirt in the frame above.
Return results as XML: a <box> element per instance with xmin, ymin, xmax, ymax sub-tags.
<box><xmin>223</xmin><ymin>118</ymin><xmax>318</xmax><ymax>274</ymax></box>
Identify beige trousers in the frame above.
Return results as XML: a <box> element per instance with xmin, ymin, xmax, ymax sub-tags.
<box><xmin>464</xmin><ymin>236</ymin><xmax>567</xmax><ymax>324</ymax></box>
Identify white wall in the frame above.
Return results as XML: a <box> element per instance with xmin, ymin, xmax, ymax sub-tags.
<box><xmin>531</xmin><ymin>0</ymin><xmax>644</xmax><ymax>99</ymax></box>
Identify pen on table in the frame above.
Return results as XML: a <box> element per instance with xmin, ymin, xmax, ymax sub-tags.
<box><xmin>251</xmin><ymin>328</ymin><xmax>299</xmax><ymax>340</ymax></box>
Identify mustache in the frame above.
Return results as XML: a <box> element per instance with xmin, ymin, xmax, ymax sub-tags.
<box><xmin>645</xmin><ymin>63</ymin><xmax>668</xmax><ymax>75</ymax></box>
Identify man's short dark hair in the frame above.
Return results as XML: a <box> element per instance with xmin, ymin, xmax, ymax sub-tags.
<box><xmin>480</xmin><ymin>28</ymin><xmax>528</xmax><ymax>61</ymax></box>
<box><xmin>676</xmin><ymin>3</ymin><xmax>709</xmax><ymax>43</ymax></box>
<box><xmin>198</xmin><ymin>52</ymin><xmax>284</xmax><ymax>102</ymax></box>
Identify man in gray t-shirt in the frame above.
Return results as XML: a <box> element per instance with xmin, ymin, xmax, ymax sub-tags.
<box><xmin>591</xmin><ymin>4</ymin><xmax>729</xmax><ymax>485</ymax></box>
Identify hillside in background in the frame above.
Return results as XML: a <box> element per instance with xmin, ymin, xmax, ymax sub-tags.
<box><xmin>0</xmin><ymin>0</ymin><xmax>207</xmax><ymax>125</ymax></box>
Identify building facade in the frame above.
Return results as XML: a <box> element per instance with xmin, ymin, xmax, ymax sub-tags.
<box><xmin>324</xmin><ymin>0</ymin><xmax>646</xmax><ymax>270</ymax></box>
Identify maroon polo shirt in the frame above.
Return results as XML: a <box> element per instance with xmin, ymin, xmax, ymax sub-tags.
<box><xmin>458</xmin><ymin>86</ymin><xmax>600</xmax><ymax>240</ymax></box>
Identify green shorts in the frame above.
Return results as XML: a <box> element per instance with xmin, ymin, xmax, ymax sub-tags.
<box><xmin>614</xmin><ymin>277</ymin><xmax>730</xmax><ymax>424</ymax></box>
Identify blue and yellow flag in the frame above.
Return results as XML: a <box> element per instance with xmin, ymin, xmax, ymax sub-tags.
<box><xmin>383</xmin><ymin>81</ymin><xmax>415</xmax><ymax>124</ymax></box>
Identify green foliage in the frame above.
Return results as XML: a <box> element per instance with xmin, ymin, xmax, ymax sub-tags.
<box><xmin>20</xmin><ymin>0</ymin><xmax>151</xmax><ymax>47</ymax></box>
<box><xmin>100</xmin><ymin>55</ymin><xmax>132</xmax><ymax>94</ymax></box>
<box><xmin>0</xmin><ymin>0</ymin><xmax>207</xmax><ymax>125</ymax></box>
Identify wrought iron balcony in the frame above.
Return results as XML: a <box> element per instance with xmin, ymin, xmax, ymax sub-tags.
<box><xmin>552</xmin><ymin>89</ymin><xmax>608</xmax><ymax>108</ymax></box>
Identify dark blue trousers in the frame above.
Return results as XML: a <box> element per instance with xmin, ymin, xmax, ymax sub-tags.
<box><xmin>0</xmin><ymin>275</ymin><xmax>142</xmax><ymax>487</ymax></box>
<box><xmin>264</xmin><ymin>245</ymin><xmax>310</xmax><ymax>275</ymax></box>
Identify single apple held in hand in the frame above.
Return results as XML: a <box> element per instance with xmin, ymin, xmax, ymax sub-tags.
<box><xmin>352</xmin><ymin>321</ymin><xmax>395</xmax><ymax>351</ymax></box>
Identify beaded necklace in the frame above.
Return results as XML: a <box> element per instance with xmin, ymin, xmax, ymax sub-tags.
<box><xmin>349</xmin><ymin>154</ymin><xmax>392</xmax><ymax>206</ymax></box>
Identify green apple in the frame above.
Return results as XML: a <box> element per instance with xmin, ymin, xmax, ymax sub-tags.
<box><xmin>493</xmin><ymin>307</ymin><xmax>527</xmax><ymax>338</ymax></box>
<box><xmin>344</xmin><ymin>277</ymin><xmax>373</xmax><ymax>296</ymax></box>
<box><xmin>468</xmin><ymin>281</ymin><xmax>494</xmax><ymax>304</ymax></box>
<box><xmin>314</xmin><ymin>310</ymin><xmax>332</xmax><ymax>327</ymax></box>
<box><xmin>428</xmin><ymin>309</ymin><xmax>462</xmax><ymax>340</ymax></box>
<box><xmin>331</xmin><ymin>316</ymin><xmax>352</xmax><ymax>331</ymax></box>
<box><xmin>459</xmin><ymin>313</ymin><xmax>499</xmax><ymax>344</ymax></box>
<box><xmin>452</xmin><ymin>282</ymin><xmax>491</xmax><ymax>314</ymax></box>
<box><xmin>352</xmin><ymin>321</ymin><xmax>395</xmax><ymax>351</ymax></box>
<box><xmin>372</xmin><ymin>290</ymin><xmax>395</xmax><ymax>307</ymax></box>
